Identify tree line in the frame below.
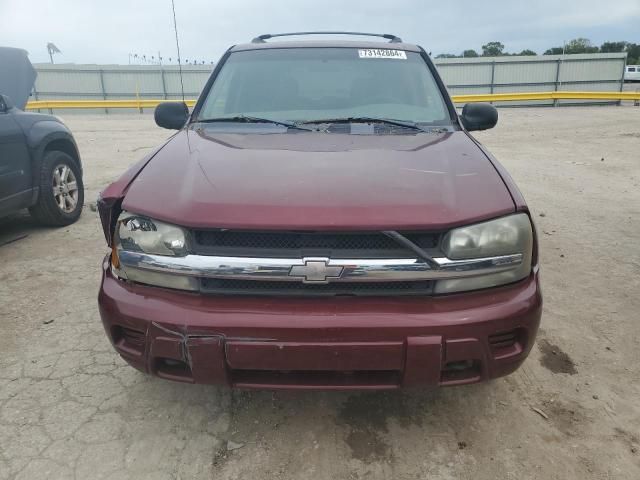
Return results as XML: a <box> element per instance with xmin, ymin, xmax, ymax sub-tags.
<box><xmin>435</xmin><ymin>38</ymin><xmax>640</xmax><ymax>64</ymax></box>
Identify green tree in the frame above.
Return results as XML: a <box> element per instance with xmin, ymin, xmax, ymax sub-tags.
<box><xmin>462</xmin><ymin>49</ymin><xmax>479</xmax><ymax>58</ymax></box>
<box><xmin>482</xmin><ymin>41</ymin><xmax>505</xmax><ymax>56</ymax></box>
<box><xmin>600</xmin><ymin>41</ymin><xmax>627</xmax><ymax>53</ymax></box>
<box><xmin>564</xmin><ymin>38</ymin><xmax>599</xmax><ymax>54</ymax></box>
<box><xmin>625</xmin><ymin>43</ymin><xmax>640</xmax><ymax>64</ymax></box>
<box><xmin>544</xmin><ymin>38</ymin><xmax>598</xmax><ymax>55</ymax></box>
<box><xmin>435</xmin><ymin>53</ymin><xmax>458</xmax><ymax>58</ymax></box>
<box><xmin>518</xmin><ymin>49</ymin><xmax>537</xmax><ymax>56</ymax></box>
<box><xmin>544</xmin><ymin>47</ymin><xmax>565</xmax><ymax>55</ymax></box>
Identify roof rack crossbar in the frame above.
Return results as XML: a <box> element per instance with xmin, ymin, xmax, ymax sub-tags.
<box><xmin>251</xmin><ymin>31</ymin><xmax>402</xmax><ymax>44</ymax></box>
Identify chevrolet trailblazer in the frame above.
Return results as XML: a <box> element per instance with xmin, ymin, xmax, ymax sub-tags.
<box><xmin>98</xmin><ymin>32</ymin><xmax>541</xmax><ymax>389</ymax></box>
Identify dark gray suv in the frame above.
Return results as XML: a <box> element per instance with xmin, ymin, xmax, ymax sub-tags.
<box><xmin>0</xmin><ymin>47</ymin><xmax>84</xmax><ymax>225</ymax></box>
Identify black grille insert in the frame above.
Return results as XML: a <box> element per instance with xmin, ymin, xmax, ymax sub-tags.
<box><xmin>200</xmin><ymin>278</ymin><xmax>434</xmax><ymax>297</ymax></box>
<box><xmin>192</xmin><ymin>230</ymin><xmax>439</xmax><ymax>258</ymax></box>
<box><xmin>112</xmin><ymin>326</ymin><xmax>146</xmax><ymax>356</ymax></box>
<box><xmin>488</xmin><ymin>331</ymin><xmax>518</xmax><ymax>350</ymax></box>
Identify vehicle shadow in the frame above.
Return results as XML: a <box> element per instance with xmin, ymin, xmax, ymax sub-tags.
<box><xmin>0</xmin><ymin>210</ymin><xmax>46</xmax><ymax>247</ymax></box>
<box><xmin>207</xmin><ymin>380</ymin><xmax>505</xmax><ymax>468</ymax></box>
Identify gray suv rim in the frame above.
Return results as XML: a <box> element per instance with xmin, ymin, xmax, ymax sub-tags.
<box><xmin>52</xmin><ymin>164</ymin><xmax>79</xmax><ymax>213</ymax></box>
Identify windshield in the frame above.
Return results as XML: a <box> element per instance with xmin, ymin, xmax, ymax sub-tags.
<box><xmin>197</xmin><ymin>48</ymin><xmax>451</xmax><ymax>126</ymax></box>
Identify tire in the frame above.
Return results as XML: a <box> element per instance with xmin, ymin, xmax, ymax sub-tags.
<box><xmin>29</xmin><ymin>150</ymin><xmax>84</xmax><ymax>226</ymax></box>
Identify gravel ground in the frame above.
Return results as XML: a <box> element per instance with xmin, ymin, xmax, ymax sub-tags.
<box><xmin>1</xmin><ymin>106</ymin><xmax>639</xmax><ymax>479</ymax></box>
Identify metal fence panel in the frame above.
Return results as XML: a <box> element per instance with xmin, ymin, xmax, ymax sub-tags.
<box><xmin>493</xmin><ymin>60</ymin><xmax>558</xmax><ymax>85</ymax></box>
<box><xmin>162</xmin><ymin>70</ymin><xmax>211</xmax><ymax>97</ymax></box>
<box><xmin>35</xmin><ymin>70</ymin><xmax>103</xmax><ymax>96</ymax></box>
<box><xmin>558</xmin><ymin>58</ymin><xmax>622</xmax><ymax>83</ymax></box>
<box><xmin>435</xmin><ymin>63</ymin><xmax>494</xmax><ymax>87</ymax></box>
<box><xmin>434</xmin><ymin>53</ymin><xmax>626</xmax><ymax>106</ymax></box>
<box><xmin>102</xmin><ymin>71</ymin><xmax>163</xmax><ymax>95</ymax></box>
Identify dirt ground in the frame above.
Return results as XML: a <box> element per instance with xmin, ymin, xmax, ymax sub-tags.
<box><xmin>1</xmin><ymin>106</ymin><xmax>639</xmax><ymax>480</ymax></box>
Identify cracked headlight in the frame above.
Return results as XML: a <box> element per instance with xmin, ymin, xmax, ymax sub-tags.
<box><xmin>115</xmin><ymin>211</ymin><xmax>188</xmax><ymax>256</ymax></box>
<box><xmin>111</xmin><ymin>212</ymin><xmax>198</xmax><ymax>291</ymax></box>
<box><xmin>435</xmin><ymin>213</ymin><xmax>534</xmax><ymax>294</ymax></box>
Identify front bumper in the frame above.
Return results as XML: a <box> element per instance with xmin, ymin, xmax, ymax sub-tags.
<box><xmin>98</xmin><ymin>259</ymin><xmax>542</xmax><ymax>390</ymax></box>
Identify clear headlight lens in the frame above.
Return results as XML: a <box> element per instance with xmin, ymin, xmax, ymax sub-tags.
<box><xmin>436</xmin><ymin>213</ymin><xmax>534</xmax><ymax>294</ymax></box>
<box><xmin>116</xmin><ymin>211</ymin><xmax>188</xmax><ymax>257</ymax></box>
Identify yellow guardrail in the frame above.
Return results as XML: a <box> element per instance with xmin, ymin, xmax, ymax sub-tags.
<box><xmin>24</xmin><ymin>91</ymin><xmax>640</xmax><ymax>110</ymax></box>
<box><xmin>451</xmin><ymin>91</ymin><xmax>640</xmax><ymax>103</ymax></box>
<box><xmin>25</xmin><ymin>99</ymin><xmax>197</xmax><ymax>109</ymax></box>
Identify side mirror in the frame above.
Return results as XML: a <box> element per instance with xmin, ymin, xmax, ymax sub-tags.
<box><xmin>154</xmin><ymin>101</ymin><xmax>189</xmax><ymax>130</ymax></box>
<box><xmin>0</xmin><ymin>94</ymin><xmax>14</xmax><ymax>113</ymax></box>
<box><xmin>460</xmin><ymin>103</ymin><xmax>498</xmax><ymax>131</ymax></box>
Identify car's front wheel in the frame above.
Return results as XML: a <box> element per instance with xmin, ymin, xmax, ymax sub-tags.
<box><xmin>29</xmin><ymin>150</ymin><xmax>84</xmax><ymax>226</ymax></box>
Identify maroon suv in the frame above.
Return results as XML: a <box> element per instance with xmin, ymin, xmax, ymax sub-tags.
<box><xmin>98</xmin><ymin>32</ymin><xmax>541</xmax><ymax>389</ymax></box>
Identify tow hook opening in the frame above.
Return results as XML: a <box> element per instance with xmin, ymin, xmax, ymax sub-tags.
<box><xmin>154</xmin><ymin>357</ymin><xmax>193</xmax><ymax>383</ymax></box>
<box><xmin>441</xmin><ymin>360</ymin><xmax>481</xmax><ymax>383</ymax></box>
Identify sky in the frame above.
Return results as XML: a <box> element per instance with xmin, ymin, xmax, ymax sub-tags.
<box><xmin>1</xmin><ymin>0</ymin><xmax>639</xmax><ymax>65</ymax></box>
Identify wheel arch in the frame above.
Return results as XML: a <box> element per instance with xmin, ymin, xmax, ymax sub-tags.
<box><xmin>25</xmin><ymin>122</ymin><xmax>82</xmax><ymax>203</ymax></box>
<box><xmin>41</xmin><ymin>137</ymin><xmax>81</xmax><ymax>170</ymax></box>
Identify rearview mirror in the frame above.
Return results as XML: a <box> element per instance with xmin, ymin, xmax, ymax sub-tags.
<box><xmin>154</xmin><ymin>102</ymin><xmax>189</xmax><ymax>130</ymax></box>
<box><xmin>460</xmin><ymin>103</ymin><xmax>498</xmax><ymax>131</ymax></box>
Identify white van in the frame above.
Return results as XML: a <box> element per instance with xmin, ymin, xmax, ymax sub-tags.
<box><xmin>624</xmin><ymin>65</ymin><xmax>640</xmax><ymax>82</ymax></box>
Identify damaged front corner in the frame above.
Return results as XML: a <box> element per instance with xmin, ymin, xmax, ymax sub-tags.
<box><xmin>148</xmin><ymin>322</ymin><xmax>229</xmax><ymax>385</ymax></box>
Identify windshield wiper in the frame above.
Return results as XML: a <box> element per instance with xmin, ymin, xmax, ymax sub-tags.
<box><xmin>300</xmin><ymin>117</ymin><xmax>429</xmax><ymax>132</ymax></box>
<box><xmin>196</xmin><ymin>115</ymin><xmax>316</xmax><ymax>131</ymax></box>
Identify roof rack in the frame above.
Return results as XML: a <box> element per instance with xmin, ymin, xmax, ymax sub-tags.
<box><xmin>251</xmin><ymin>31</ymin><xmax>403</xmax><ymax>44</ymax></box>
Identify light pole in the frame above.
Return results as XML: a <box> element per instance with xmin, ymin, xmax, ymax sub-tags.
<box><xmin>46</xmin><ymin>43</ymin><xmax>61</xmax><ymax>64</ymax></box>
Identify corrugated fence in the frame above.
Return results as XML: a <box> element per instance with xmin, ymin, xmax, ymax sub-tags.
<box><xmin>437</xmin><ymin>52</ymin><xmax>627</xmax><ymax>106</ymax></box>
<box><xmin>29</xmin><ymin>52</ymin><xmax>628</xmax><ymax>113</ymax></box>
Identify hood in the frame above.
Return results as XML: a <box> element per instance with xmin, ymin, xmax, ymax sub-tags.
<box><xmin>122</xmin><ymin>128</ymin><xmax>515</xmax><ymax>230</ymax></box>
<box><xmin>0</xmin><ymin>47</ymin><xmax>36</xmax><ymax>110</ymax></box>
